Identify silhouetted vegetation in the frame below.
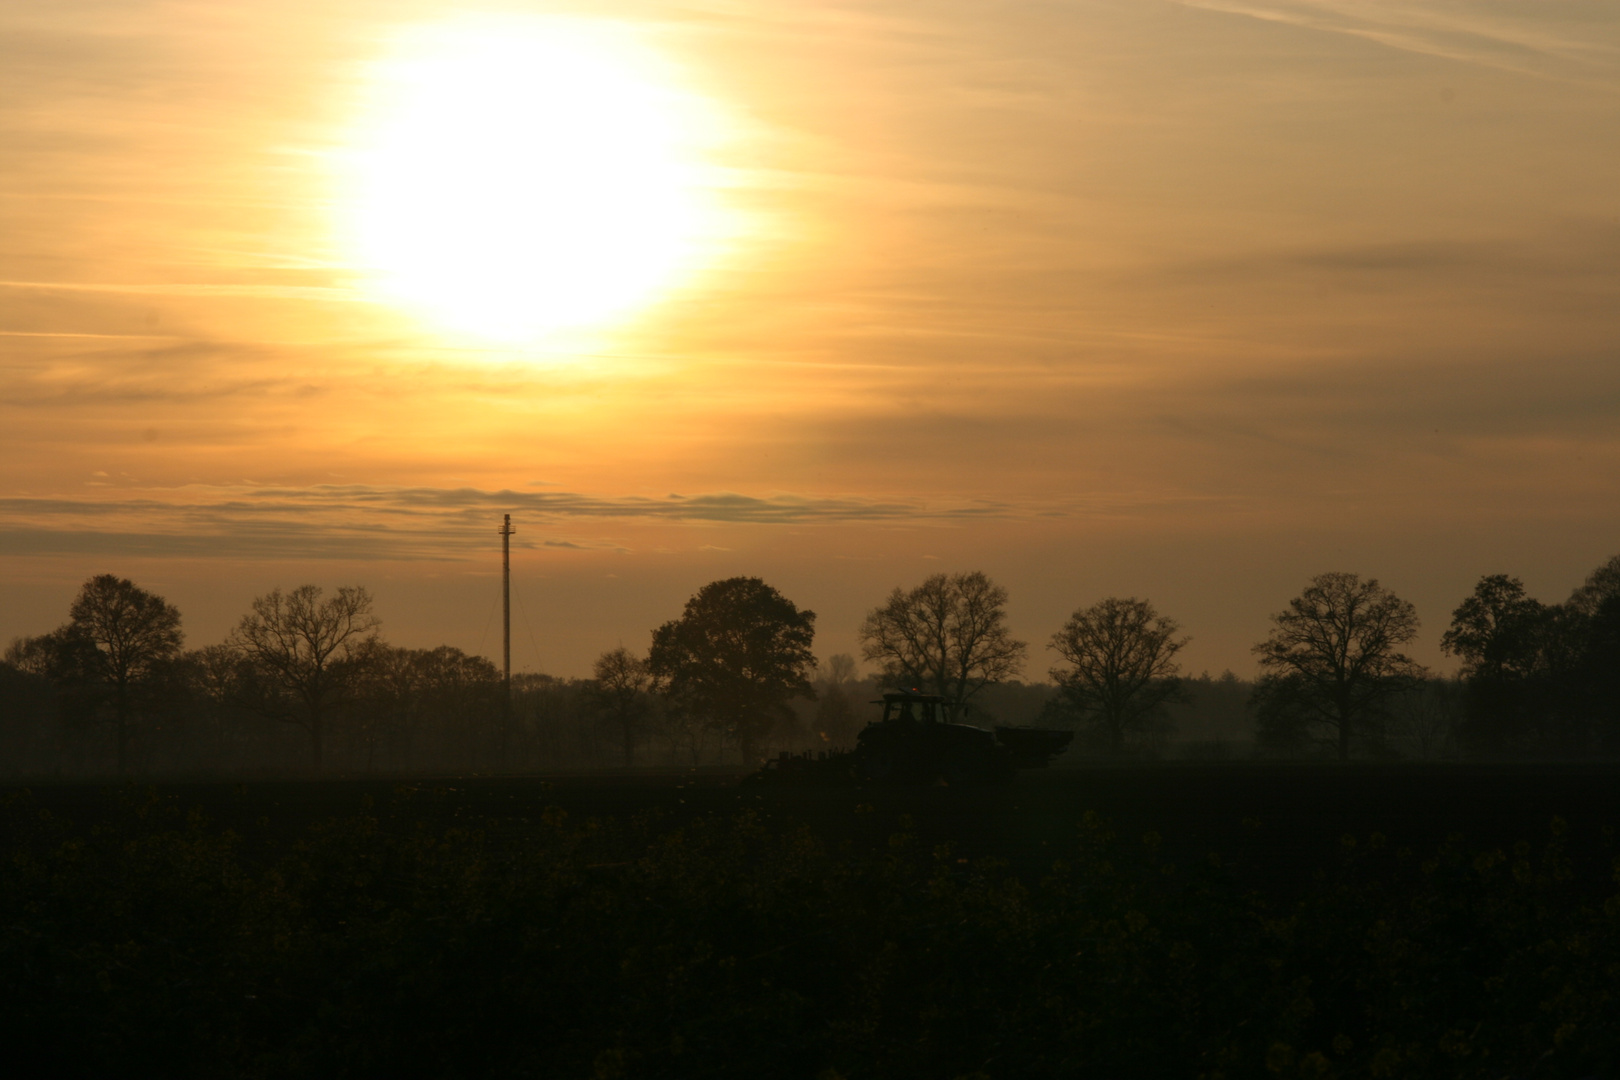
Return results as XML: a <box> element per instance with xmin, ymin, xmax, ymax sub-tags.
<box><xmin>1253</xmin><ymin>573</ymin><xmax>1428</xmax><ymax>761</ymax></box>
<box><xmin>1164</xmin><ymin>670</ymin><xmax>1256</xmax><ymax>758</ymax></box>
<box><xmin>1046</xmin><ymin>596</ymin><xmax>1189</xmax><ymax>754</ymax></box>
<box><xmin>859</xmin><ymin>571</ymin><xmax>1026</xmax><ymax>720</ymax></box>
<box><xmin>4</xmin><ymin>575</ymin><xmax>184</xmax><ymax>776</ymax></box>
<box><xmin>1443</xmin><ymin>559</ymin><xmax>1620</xmax><ymax>757</ymax></box>
<box><xmin>647</xmin><ymin>576</ymin><xmax>818</xmax><ymax>765</ymax></box>
<box><xmin>5</xmin><ymin>556</ymin><xmax>1620</xmax><ymax>777</ymax></box>
<box><xmin>591</xmin><ymin>646</ymin><xmax>655</xmax><ymax>767</ymax></box>
<box><xmin>231</xmin><ymin>584</ymin><xmax>381</xmax><ymax>772</ymax></box>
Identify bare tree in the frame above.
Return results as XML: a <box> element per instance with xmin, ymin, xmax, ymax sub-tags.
<box><xmin>1252</xmin><ymin>572</ymin><xmax>1427</xmax><ymax>761</ymax></box>
<box><xmin>859</xmin><ymin>571</ymin><xmax>1026</xmax><ymax>720</ymax></box>
<box><xmin>652</xmin><ymin>698</ymin><xmax>715</xmax><ymax>767</ymax></box>
<box><xmin>1048</xmin><ymin>597</ymin><xmax>1188</xmax><ymax>754</ymax></box>
<box><xmin>231</xmin><ymin>585</ymin><xmax>379</xmax><ymax>772</ymax></box>
<box><xmin>67</xmin><ymin>575</ymin><xmax>184</xmax><ymax>775</ymax></box>
<box><xmin>1389</xmin><ymin>678</ymin><xmax>1463</xmax><ymax>760</ymax></box>
<box><xmin>185</xmin><ymin>643</ymin><xmax>254</xmax><ymax>760</ymax></box>
<box><xmin>813</xmin><ymin>652</ymin><xmax>861</xmax><ymax>747</ymax></box>
<box><xmin>591</xmin><ymin>646</ymin><xmax>653</xmax><ymax>767</ymax></box>
<box><xmin>821</xmin><ymin>653</ymin><xmax>858</xmax><ymax>685</ymax></box>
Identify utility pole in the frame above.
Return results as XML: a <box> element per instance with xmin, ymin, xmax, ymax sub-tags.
<box><xmin>499</xmin><ymin>513</ymin><xmax>515</xmax><ymax>765</ymax></box>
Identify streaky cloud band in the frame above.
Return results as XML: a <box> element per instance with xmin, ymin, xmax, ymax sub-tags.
<box><xmin>0</xmin><ymin>484</ymin><xmax>1024</xmax><ymax>561</ymax></box>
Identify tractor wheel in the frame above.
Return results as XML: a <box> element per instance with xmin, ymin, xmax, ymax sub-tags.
<box><xmin>941</xmin><ymin>756</ymin><xmax>984</xmax><ymax>788</ymax></box>
<box><xmin>857</xmin><ymin>749</ymin><xmax>894</xmax><ymax>781</ymax></box>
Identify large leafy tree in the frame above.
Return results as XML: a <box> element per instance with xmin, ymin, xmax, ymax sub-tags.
<box><xmin>4</xmin><ymin>626</ymin><xmax>103</xmax><ymax>685</ymax></box>
<box><xmin>859</xmin><ymin>571</ymin><xmax>1026</xmax><ymax>720</ymax></box>
<box><xmin>1566</xmin><ymin>553</ymin><xmax>1620</xmax><ymax>617</ymax></box>
<box><xmin>1578</xmin><ymin>593</ymin><xmax>1620</xmax><ymax>752</ymax></box>
<box><xmin>67</xmin><ymin>574</ymin><xmax>184</xmax><ymax>774</ymax></box>
<box><xmin>1252</xmin><ymin>572</ymin><xmax>1426</xmax><ymax>761</ymax></box>
<box><xmin>1436</xmin><ymin>559</ymin><xmax>1620</xmax><ymax>755</ymax></box>
<box><xmin>1441</xmin><ymin>574</ymin><xmax>1547</xmax><ymax>682</ymax></box>
<box><xmin>4</xmin><ymin>628</ymin><xmax>111</xmax><ymax>762</ymax></box>
<box><xmin>1558</xmin><ymin>555</ymin><xmax>1620</xmax><ymax>751</ymax></box>
<box><xmin>231</xmin><ymin>584</ymin><xmax>379</xmax><ymax>772</ymax></box>
<box><xmin>1048</xmin><ymin>597</ymin><xmax>1188</xmax><ymax>754</ymax></box>
<box><xmin>646</xmin><ymin>577</ymin><xmax>816</xmax><ymax>764</ymax></box>
<box><xmin>1440</xmin><ymin>574</ymin><xmax>1548</xmax><ymax>752</ymax></box>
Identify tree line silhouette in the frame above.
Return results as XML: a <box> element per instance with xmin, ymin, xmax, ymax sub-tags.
<box><xmin>2</xmin><ymin>554</ymin><xmax>1617</xmax><ymax>775</ymax></box>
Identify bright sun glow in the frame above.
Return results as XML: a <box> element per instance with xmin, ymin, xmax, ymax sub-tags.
<box><xmin>343</xmin><ymin>18</ymin><xmax>723</xmax><ymax>344</ymax></box>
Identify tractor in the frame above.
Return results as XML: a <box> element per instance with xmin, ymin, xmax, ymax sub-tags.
<box><xmin>751</xmin><ymin>689</ymin><xmax>1073</xmax><ymax>786</ymax></box>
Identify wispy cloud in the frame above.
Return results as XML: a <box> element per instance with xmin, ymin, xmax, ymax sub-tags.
<box><xmin>0</xmin><ymin>484</ymin><xmax>1024</xmax><ymax>561</ymax></box>
<box><xmin>244</xmin><ymin>485</ymin><xmax>1010</xmax><ymax>524</ymax></box>
<box><xmin>1174</xmin><ymin>0</ymin><xmax>1620</xmax><ymax>87</ymax></box>
<box><xmin>1143</xmin><ymin>231</ymin><xmax>1620</xmax><ymax>291</ymax></box>
<box><xmin>0</xmin><ymin>280</ymin><xmax>359</xmax><ymax>301</ymax></box>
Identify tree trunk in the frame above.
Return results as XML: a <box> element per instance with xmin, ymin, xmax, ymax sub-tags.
<box><xmin>1337</xmin><ymin>693</ymin><xmax>1352</xmax><ymax>762</ymax></box>
<box><xmin>310</xmin><ymin>711</ymin><xmax>324</xmax><ymax>774</ymax></box>
<box><xmin>115</xmin><ymin>681</ymin><xmax>129</xmax><ymax>776</ymax></box>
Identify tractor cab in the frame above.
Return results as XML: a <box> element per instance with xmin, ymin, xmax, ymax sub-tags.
<box><xmin>856</xmin><ymin>689</ymin><xmax>1011</xmax><ymax>784</ymax></box>
<box><xmin>876</xmin><ymin>689</ymin><xmax>949</xmax><ymax>726</ymax></box>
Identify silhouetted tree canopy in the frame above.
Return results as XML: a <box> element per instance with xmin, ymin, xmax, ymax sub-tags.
<box><xmin>1048</xmin><ymin>597</ymin><xmax>1188</xmax><ymax>754</ymax></box>
<box><xmin>859</xmin><ymin>571</ymin><xmax>1026</xmax><ymax>720</ymax></box>
<box><xmin>231</xmin><ymin>584</ymin><xmax>379</xmax><ymax>771</ymax></box>
<box><xmin>812</xmin><ymin>653</ymin><xmax>861</xmax><ymax>748</ymax></box>
<box><xmin>345</xmin><ymin>643</ymin><xmax>501</xmax><ymax>770</ymax></box>
<box><xmin>1564</xmin><ymin>556</ymin><xmax>1620</xmax><ymax>752</ymax></box>
<box><xmin>4</xmin><ymin>625</ymin><xmax>111</xmax><ymax>763</ymax></box>
<box><xmin>1440</xmin><ymin>558</ymin><xmax>1620</xmax><ymax>755</ymax></box>
<box><xmin>11</xmin><ymin>554</ymin><xmax>1620</xmax><ymax>775</ymax></box>
<box><xmin>67</xmin><ymin>576</ymin><xmax>185</xmax><ymax>774</ymax></box>
<box><xmin>1566</xmin><ymin>553</ymin><xmax>1620</xmax><ymax>618</ymax></box>
<box><xmin>1441</xmin><ymin>575</ymin><xmax>1547</xmax><ymax>682</ymax></box>
<box><xmin>4</xmin><ymin>626</ymin><xmax>104</xmax><ymax>687</ymax></box>
<box><xmin>0</xmin><ymin>577</ymin><xmax>185</xmax><ymax>774</ymax></box>
<box><xmin>1252</xmin><ymin>572</ymin><xmax>1426</xmax><ymax>761</ymax></box>
<box><xmin>1579</xmin><ymin>594</ymin><xmax>1620</xmax><ymax>751</ymax></box>
<box><xmin>1441</xmin><ymin>574</ymin><xmax>1550</xmax><ymax>753</ymax></box>
<box><xmin>591</xmin><ymin>646</ymin><xmax>653</xmax><ymax>767</ymax></box>
<box><xmin>646</xmin><ymin>577</ymin><xmax>817</xmax><ymax>764</ymax></box>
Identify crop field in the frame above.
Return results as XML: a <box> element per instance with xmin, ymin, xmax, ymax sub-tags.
<box><xmin>4</xmin><ymin>764</ymin><xmax>1619</xmax><ymax>1079</ymax></box>
<box><xmin>10</xmin><ymin>762</ymin><xmax>1620</xmax><ymax>893</ymax></box>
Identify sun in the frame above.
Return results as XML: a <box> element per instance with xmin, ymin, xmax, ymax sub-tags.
<box><xmin>341</xmin><ymin>18</ymin><xmax>723</xmax><ymax>344</ymax></box>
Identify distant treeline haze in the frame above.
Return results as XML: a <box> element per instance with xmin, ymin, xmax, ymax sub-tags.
<box><xmin>2</xmin><ymin>554</ymin><xmax>1617</xmax><ymax>776</ymax></box>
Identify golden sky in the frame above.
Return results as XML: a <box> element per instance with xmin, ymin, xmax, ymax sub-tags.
<box><xmin>3</xmin><ymin>0</ymin><xmax>1619</xmax><ymax>677</ymax></box>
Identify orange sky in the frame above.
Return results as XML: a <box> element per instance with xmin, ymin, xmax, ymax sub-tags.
<box><xmin>3</xmin><ymin>0</ymin><xmax>1619</xmax><ymax>678</ymax></box>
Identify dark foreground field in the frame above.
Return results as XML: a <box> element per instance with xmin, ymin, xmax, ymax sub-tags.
<box><xmin>4</xmin><ymin>765</ymin><xmax>1619</xmax><ymax>1079</ymax></box>
<box><xmin>12</xmin><ymin>763</ymin><xmax>1620</xmax><ymax>894</ymax></box>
